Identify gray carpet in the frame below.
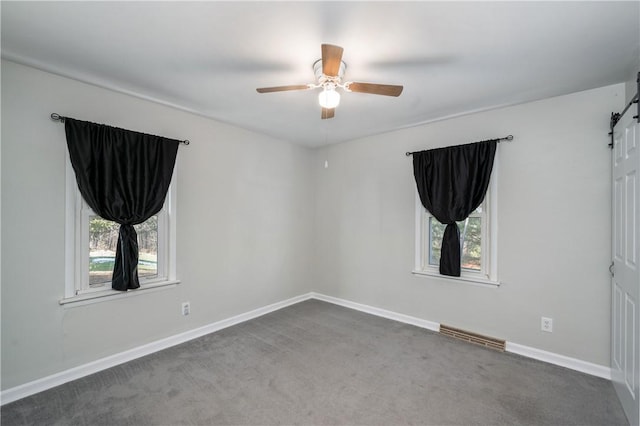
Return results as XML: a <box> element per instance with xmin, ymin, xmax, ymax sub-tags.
<box><xmin>1</xmin><ymin>299</ymin><xmax>629</xmax><ymax>425</ymax></box>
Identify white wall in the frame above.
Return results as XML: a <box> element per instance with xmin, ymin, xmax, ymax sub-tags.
<box><xmin>1</xmin><ymin>60</ymin><xmax>315</xmax><ymax>390</ymax></box>
<box><xmin>1</xmin><ymin>57</ymin><xmax>630</xmax><ymax>391</ymax></box>
<box><xmin>313</xmin><ymin>84</ymin><xmax>626</xmax><ymax>366</ymax></box>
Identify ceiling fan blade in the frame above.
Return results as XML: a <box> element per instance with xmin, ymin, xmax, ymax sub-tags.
<box><xmin>256</xmin><ymin>84</ymin><xmax>310</xmax><ymax>93</ymax></box>
<box><xmin>321</xmin><ymin>108</ymin><xmax>335</xmax><ymax>119</ymax></box>
<box><xmin>321</xmin><ymin>44</ymin><xmax>344</xmax><ymax>77</ymax></box>
<box><xmin>347</xmin><ymin>82</ymin><xmax>403</xmax><ymax>97</ymax></box>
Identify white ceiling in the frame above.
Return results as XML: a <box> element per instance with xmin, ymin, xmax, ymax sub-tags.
<box><xmin>2</xmin><ymin>1</ymin><xmax>639</xmax><ymax>147</ymax></box>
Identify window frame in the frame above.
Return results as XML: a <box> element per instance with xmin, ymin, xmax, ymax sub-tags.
<box><xmin>413</xmin><ymin>163</ymin><xmax>499</xmax><ymax>287</ymax></box>
<box><xmin>62</xmin><ymin>153</ymin><xmax>179</xmax><ymax>306</ymax></box>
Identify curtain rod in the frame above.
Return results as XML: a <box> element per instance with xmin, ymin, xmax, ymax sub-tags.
<box><xmin>405</xmin><ymin>135</ymin><xmax>513</xmax><ymax>156</ymax></box>
<box><xmin>50</xmin><ymin>113</ymin><xmax>190</xmax><ymax>145</ymax></box>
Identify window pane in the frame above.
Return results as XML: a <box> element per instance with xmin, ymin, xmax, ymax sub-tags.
<box><xmin>135</xmin><ymin>216</ymin><xmax>158</xmax><ymax>280</ymax></box>
<box><xmin>460</xmin><ymin>217</ymin><xmax>481</xmax><ymax>271</ymax></box>
<box><xmin>88</xmin><ymin>216</ymin><xmax>118</xmax><ymax>286</ymax></box>
<box><xmin>428</xmin><ymin>217</ymin><xmax>445</xmax><ymax>266</ymax></box>
<box><xmin>427</xmin><ymin>216</ymin><xmax>482</xmax><ymax>271</ymax></box>
<box><xmin>89</xmin><ymin>215</ymin><xmax>158</xmax><ymax>286</ymax></box>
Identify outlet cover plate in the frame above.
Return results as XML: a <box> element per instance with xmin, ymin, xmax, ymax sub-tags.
<box><xmin>182</xmin><ymin>302</ymin><xmax>190</xmax><ymax>316</ymax></box>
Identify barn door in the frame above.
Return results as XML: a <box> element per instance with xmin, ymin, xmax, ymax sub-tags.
<box><xmin>611</xmin><ymin>101</ymin><xmax>640</xmax><ymax>426</ymax></box>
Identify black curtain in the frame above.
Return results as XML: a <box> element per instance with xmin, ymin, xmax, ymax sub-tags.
<box><xmin>413</xmin><ymin>140</ymin><xmax>496</xmax><ymax>277</ymax></box>
<box><xmin>65</xmin><ymin>118</ymin><xmax>179</xmax><ymax>291</ymax></box>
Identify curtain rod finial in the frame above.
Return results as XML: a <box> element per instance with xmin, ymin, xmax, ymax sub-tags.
<box><xmin>50</xmin><ymin>113</ymin><xmax>65</xmax><ymax>122</ymax></box>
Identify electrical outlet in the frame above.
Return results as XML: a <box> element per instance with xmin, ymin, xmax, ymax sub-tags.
<box><xmin>541</xmin><ymin>317</ymin><xmax>553</xmax><ymax>332</ymax></box>
<box><xmin>181</xmin><ymin>302</ymin><xmax>190</xmax><ymax>316</ymax></box>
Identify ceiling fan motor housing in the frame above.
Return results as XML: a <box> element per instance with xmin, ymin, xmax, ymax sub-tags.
<box><xmin>313</xmin><ymin>59</ymin><xmax>347</xmax><ymax>88</ymax></box>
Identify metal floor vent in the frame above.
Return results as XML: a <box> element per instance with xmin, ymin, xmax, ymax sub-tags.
<box><xmin>439</xmin><ymin>324</ymin><xmax>506</xmax><ymax>352</ymax></box>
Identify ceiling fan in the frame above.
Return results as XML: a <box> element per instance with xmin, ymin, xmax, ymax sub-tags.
<box><xmin>256</xmin><ymin>44</ymin><xmax>403</xmax><ymax>119</ymax></box>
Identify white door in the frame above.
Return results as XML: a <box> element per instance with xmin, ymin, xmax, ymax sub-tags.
<box><xmin>612</xmin><ymin>106</ymin><xmax>640</xmax><ymax>426</ymax></box>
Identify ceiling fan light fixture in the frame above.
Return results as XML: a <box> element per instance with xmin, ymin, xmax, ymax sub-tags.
<box><xmin>318</xmin><ymin>88</ymin><xmax>340</xmax><ymax>109</ymax></box>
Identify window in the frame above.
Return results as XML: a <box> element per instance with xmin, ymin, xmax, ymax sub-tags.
<box><xmin>87</xmin><ymin>214</ymin><xmax>162</xmax><ymax>287</ymax></box>
<box><xmin>413</xmin><ymin>174</ymin><xmax>498</xmax><ymax>286</ymax></box>
<box><xmin>427</xmin><ymin>206</ymin><xmax>485</xmax><ymax>272</ymax></box>
<box><xmin>63</xmin><ymin>156</ymin><xmax>178</xmax><ymax>305</ymax></box>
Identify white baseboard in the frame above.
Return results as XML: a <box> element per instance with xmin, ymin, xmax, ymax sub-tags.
<box><xmin>1</xmin><ymin>291</ymin><xmax>611</xmax><ymax>405</ymax></box>
<box><xmin>310</xmin><ymin>292</ymin><xmax>440</xmax><ymax>332</ymax></box>
<box><xmin>1</xmin><ymin>293</ymin><xmax>313</xmax><ymax>405</ymax></box>
<box><xmin>505</xmin><ymin>342</ymin><xmax>611</xmax><ymax>380</ymax></box>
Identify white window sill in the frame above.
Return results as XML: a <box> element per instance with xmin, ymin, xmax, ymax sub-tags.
<box><xmin>59</xmin><ymin>280</ymin><xmax>180</xmax><ymax>308</ymax></box>
<box><xmin>412</xmin><ymin>269</ymin><xmax>500</xmax><ymax>288</ymax></box>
